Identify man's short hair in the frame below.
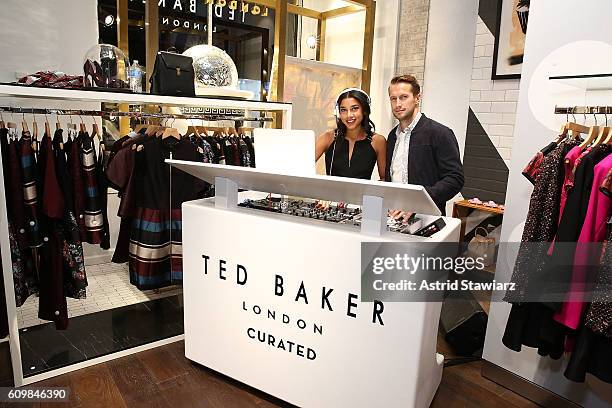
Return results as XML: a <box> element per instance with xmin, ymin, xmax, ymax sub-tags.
<box><xmin>389</xmin><ymin>74</ymin><xmax>421</xmax><ymax>96</ymax></box>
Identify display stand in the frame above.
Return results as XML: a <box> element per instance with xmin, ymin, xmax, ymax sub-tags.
<box><xmin>170</xmin><ymin>161</ymin><xmax>461</xmax><ymax>408</ymax></box>
<box><xmin>0</xmin><ymin>84</ymin><xmax>293</xmax><ymax>386</ymax></box>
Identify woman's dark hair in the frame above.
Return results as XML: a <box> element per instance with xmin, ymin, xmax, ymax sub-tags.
<box><xmin>335</xmin><ymin>90</ymin><xmax>376</xmax><ymax>141</ymax></box>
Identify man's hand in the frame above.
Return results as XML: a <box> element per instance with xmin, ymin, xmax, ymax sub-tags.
<box><xmin>315</xmin><ymin>200</ymin><xmax>331</xmax><ymax>210</ymax></box>
<box><xmin>389</xmin><ymin>209</ymin><xmax>414</xmax><ymax>223</ymax></box>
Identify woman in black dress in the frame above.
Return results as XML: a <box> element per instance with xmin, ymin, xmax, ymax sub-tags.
<box><xmin>315</xmin><ymin>88</ymin><xmax>386</xmax><ymax>180</ymax></box>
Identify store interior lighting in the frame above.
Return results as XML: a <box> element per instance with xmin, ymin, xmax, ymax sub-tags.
<box><xmin>306</xmin><ymin>35</ymin><xmax>318</xmax><ymax>50</ymax></box>
<box><xmin>104</xmin><ymin>14</ymin><xmax>115</xmax><ymax>27</ymax></box>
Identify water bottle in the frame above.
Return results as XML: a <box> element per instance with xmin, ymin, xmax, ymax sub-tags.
<box><xmin>128</xmin><ymin>60</ymin><xmax>144</xmax><ymax>93</ymax></box>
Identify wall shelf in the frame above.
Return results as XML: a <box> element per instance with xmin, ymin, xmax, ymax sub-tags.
<box><xmin>0</xmin><ymin>83</ymin><xmax>293</xmax><ymax>129</ymax></box>
<box><xmin>549</xmin><ymin>73</ymin><xmax>612</xmax><ymax>90</ymax></box>
<box><xmin>0</xmin><ymin>84</ymin><xmax>291</xmax><ymax>111</ymax></box>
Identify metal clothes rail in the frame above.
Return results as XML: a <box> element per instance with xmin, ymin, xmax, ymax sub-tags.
<box><xmin>0</xmin><ymin>106</ymin><xmax>273</xmax><ymax>123</ymax></box>
<box><xmin>554</xmin><ymin>105</ymin><xmax>612</xmax><ymax>115</ymax></box>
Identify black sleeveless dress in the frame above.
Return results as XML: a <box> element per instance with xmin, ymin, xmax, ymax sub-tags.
<box><xmin>324</xmin><ymin>135</ymin><xmax>377</xmax><ymax>179</ymax></box>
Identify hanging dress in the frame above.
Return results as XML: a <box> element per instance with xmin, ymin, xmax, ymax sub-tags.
<box><xmin>128</xmin><ymin>137</ymin><xmax>207</xmax><ymax>290</ymax></box>
<box><xmin>37</xmin><ymin>132</ymin><xmax>69</xmax><ymax>329</ymax></box>
<box><xmin>52</xmin><ymin>129</ymin><xmax>87</xmax><ymax>300</ymax></box>
<box><xmin>76</xmin><ymin>131</ymin><xmax>105</xmax><ymax>244</ymax></box>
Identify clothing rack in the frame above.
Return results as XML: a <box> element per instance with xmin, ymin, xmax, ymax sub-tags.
<box><xmin>0</xmin><ymin>106</ymin><xmax>273</xmax><ymax>123</ymax></box>
<box><xmin>0</xmin><ymin>85</ymin><xmax>292</xmax><ymax>387</ymax></box>
<box><xmin>554</xmin><ymin>105</ymin><xmax>612</xmax><ymax>115</ymax></box>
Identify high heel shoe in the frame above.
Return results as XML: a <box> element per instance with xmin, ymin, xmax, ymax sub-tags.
<box><xmin>83</xmin><ymin>59</ymin><xmax>129</xmax><ymax>89</ymax></box>
<box><xmin>83</xmin><ymin>59</ymin><xmax>105</xmax><ymax>87</ymax></box>
<box><xmin>95</xmin><ymin>60</ymin><xmax>113</xmax><ymax>87</ymax></box>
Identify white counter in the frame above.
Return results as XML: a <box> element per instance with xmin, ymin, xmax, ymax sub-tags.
<box><xmin>173</xmin><ymin>162</ymin><xmax>460</xmax><ymax>408</ymax></box>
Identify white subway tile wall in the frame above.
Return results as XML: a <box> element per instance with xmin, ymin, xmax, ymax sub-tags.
<box><xmin>471</xmin><ymin>101</ymin><xmax>492</xmax><ymax>113</ymax></box>
<box><xmin>489</xmin><ymin>124</ymin><xmax>515</xmax><ymax>136</ymax></box>
<box><xmin>396</xmin><ymin>0</ymin><xmax>431</xmax><ymax>84</ymax></box>
<box><xmin>470</xmin><ymin>17</ymin><xmax>521</xmax><ymax>162</ymax></box>
<box><xmin>491</xmin><ymin>101</ymin><xmax>518</xmax><ymax>113</ymax></box>
<box><xmin>481</xmin><ymin>90</ymin><xmax>506</xmax><ymax>101</ymax></box>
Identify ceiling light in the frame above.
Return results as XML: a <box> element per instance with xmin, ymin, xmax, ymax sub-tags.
<box><xmin>306</xmin><ymin>35</ymin><xmax>317</xmax><ymax>50</ymax></box>
<box><xmin>104</xmin><ymin>14</ymin><xmax>115</xmax><ymax>27</ymax></box>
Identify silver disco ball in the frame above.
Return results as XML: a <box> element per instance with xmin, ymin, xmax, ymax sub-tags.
<box><xmin>183</xmin><ymin>44</ymin><xmax>238</xmax><ymax>89</ymax></box>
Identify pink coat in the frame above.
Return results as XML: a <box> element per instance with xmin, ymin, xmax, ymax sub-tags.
<box><xmin>554</xmin><ymin>153</ymin><xmax>612</xmax><ymax>329</ymax></box>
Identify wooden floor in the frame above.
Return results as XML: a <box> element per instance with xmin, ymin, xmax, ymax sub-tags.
<box><xmin>1</xmin><ymin>336</ymin><xmax>539</xmax><ymax>408</ymax></box>
<box><xmin>434</xmin><ymin>331</ymin><xmax>539</xmax><ymax>408</ymax></box>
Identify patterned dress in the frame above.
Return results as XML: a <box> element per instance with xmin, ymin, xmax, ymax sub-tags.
<box><xmin>128</xmin><ymin>137</ymin><xmax>207</xmax><ymax>290</ymax></box>
<box><xmin>521</xmin><ymin>141</ymin><xmax>556</xmax><ymax>184</ymax></box>
<box><xmin>51</xmin><ymin>130</ymin><xmax>87</xmax><ymax>299</ymax></box>
<box><xmin>585</xmin><ymin>226</ymin><xmax>612</xmax><ymax>339</ymax></box>
<box><xmin>76</xmin><ymin>131</ymin><xmax>105</xmax><ymax>244</ymax></box>
<box><xmin>502</xmin><ymin>140</ymin><xmax>577</xmax><ymax>358</ymax></box>
<box><xmin>19</xmin><ymin>131</ymin><xmax>43</xmax><ymax>248</ymax></box>
<box><xmin>504</xmin><ymin>140</ymin><xmax>577</xmax><ymax>302</ymax></box>
<box><xmin>2</xmin><ymin>130</ymin><xmax>38</xmax><ymax>305</ymax></box>
<box><xmin>66</xmin><ymin>133</ymin><xmax>87</xmax><ymax>241</ymax></box>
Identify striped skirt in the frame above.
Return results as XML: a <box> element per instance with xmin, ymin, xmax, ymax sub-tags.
<box><xmin>128</xmin><ymin>207</ymin><xmax>183</xmax><ymax>290</ymax></box>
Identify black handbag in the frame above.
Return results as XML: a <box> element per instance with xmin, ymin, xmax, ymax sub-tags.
<box><xmin>149</xmin><ymin>51</ymin><xmax>195</xmax><ymax>96</ymax></box>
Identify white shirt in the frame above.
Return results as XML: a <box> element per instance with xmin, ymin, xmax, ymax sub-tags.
<box><xmin>390</xmin><ymin>111</ymin><xmax>422</xmax><ymax>183</ymax></box>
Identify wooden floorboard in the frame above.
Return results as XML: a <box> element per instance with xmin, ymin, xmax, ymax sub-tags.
<box><xmin>67</xmin><ymin>363</ymin><xmax>127</xmax><ymax>408</ymax></box>
<box><xmin>24</xmin><ymin>337</ymin><xmax>538</xmax><ymax>408</ymax></box>
<box><xmin>138</xmin><ymin>346</ymin><xmax>189</xmax><ymax>386</ymax></box>
<box><xmin>107</xmin><ymin>355</ymin><xmax>169</xmax><ymax>408</ymax></box>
